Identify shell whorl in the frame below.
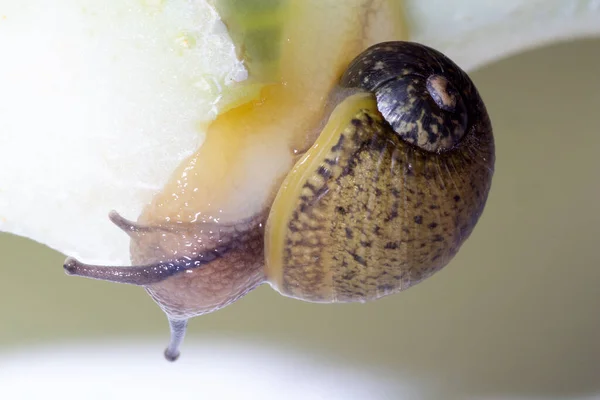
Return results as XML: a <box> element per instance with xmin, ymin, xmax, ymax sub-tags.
<box><xmin>340</xmin><ymin>41</ymin><xmax>471</xmax><ymax>153</ymax></box>
<box><xmin>266</xmin><ymin>41</ymin><xmax>494</xmax><ymax>304</ymax></box>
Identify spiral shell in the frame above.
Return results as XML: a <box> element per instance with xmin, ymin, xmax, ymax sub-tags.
<box><xmin>341</xmin><ymin>41</ymin><xmax>472</xmax><ymax>153</ymax></box>
<box><xmin>265</xmin><ymin>41</ymin><xmax>495</xmax><ymax>303</ymax></box>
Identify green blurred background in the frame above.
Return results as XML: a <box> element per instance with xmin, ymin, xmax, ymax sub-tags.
<box><xmin>1</xmin><ymin>38</ymin><xmax>599</xmax><ymax>398</ymax></box>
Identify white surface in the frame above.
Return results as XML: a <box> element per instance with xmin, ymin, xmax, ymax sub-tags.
<box><xmin>0</xmin><ymin>340</ymin><xmax>417</xmax><ymax>400</ymax></box>
<box><xmin>0</xmin><ymin>340</ymin><xmax>598</xmax><ymax>399</ymax></box>
<box><xmin>406</xmin><ymin>0</ymin><xmax>600</xmax><ymax>71</ymax></box>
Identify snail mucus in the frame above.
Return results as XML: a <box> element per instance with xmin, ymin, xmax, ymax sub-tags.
<box><xmin>63</xmin><ymin>41</ymin><xmax>495</xmax><ymax>361</ymax></box>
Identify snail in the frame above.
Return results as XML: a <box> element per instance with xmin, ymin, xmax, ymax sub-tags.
<box><xmin>63</xmin><ymin>41</ymin><xmax>495</xmax><ymax>361</ymax></box>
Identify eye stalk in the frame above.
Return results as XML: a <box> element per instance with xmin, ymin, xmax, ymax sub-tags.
<box><xmin>63</xmin><ymin>252</ymin><xmax>222</xmax><ymax>286</ymax></box>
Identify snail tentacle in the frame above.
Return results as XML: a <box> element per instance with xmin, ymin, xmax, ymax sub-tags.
<box><xmin>109</xmin><ymin>210</ymin><xmax>262</xmax><ymax>236</ymax></box>
<box><xmin>109</xmin><ymin>210</ymin><xmax>149</xmax><ymax>236</ymax></box>
<box><xmin>164</xmin><ymin>318</ymin><xmax>188</xmax><ymax>362</ymax></box>
<box><xmin>63</xmin><ymin>251</ymin><xmax>224</xmax><ymax>286</ymax></box>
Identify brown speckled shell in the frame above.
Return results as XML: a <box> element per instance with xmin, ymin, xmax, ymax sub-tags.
<box><xmin>271</xmin><ymin>41</ymin><xmax>495</xmax><ymax>303</ymax></box>
<box><xmin>342</xmin><ymin>41</ymin><xmax>471</xmax><ymax>153</ymax></box>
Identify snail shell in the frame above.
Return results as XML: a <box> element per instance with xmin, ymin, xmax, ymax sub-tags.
<box><xmin>265</xmin><ymin>42</ymin><xmax>494</xmax><ymax>303</ymax></box>
<box><xmin>64</xmin><ymin>41</ymin><xmax>495</xmax><ymax>360</ymax></box>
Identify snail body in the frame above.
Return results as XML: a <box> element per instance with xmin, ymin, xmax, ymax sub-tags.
<box><xmin>64</xmin><ymin>36</ymin><xmax>494</xmax><ymax>359</ymax></box>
